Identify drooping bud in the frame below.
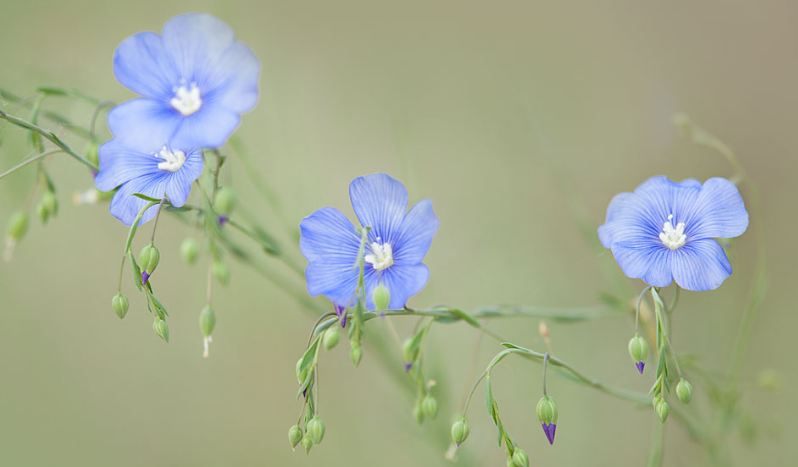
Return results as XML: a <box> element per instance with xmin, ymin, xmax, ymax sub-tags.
<box><xmin>41</xmin><ymin>191</ymin><xmax>58</xmax><ymax>218</ymax></box>
<box><xmin>199</xmin><ymin>305</ymin><xmax>216</xmax><ymax>337</ymax></box>
<box><xmin>350</xmin><ymin>341</ymin><xmax>363</xmax><ymax>366</ymax></box>
<box><xmin>295</xmin><ymin>357</ymin><xmax>309</xmax><ymax>384</ymax></box>
<box><xmin>138</xmin><ymin>244</ymin><xmax>160</xmax><ymax>275</ymax></box>
<box><xmin>450</xmin><ymin>417</ymin><xmax>470</xmax><ymax>446</ymax></box>
<box><xmin>37</xmin><ymin>202</ymin><xmax>49</xmax><ymax>224</ymax></box>
<box><xmin>628</xmin><ymin>334</ymin><xmax>649</xmax><ymax>374</ymax></box>
<box><xmin>112</xmin><ymin>293</ymin><xmax>129</xmax><ymax>319</ymax></box>
<box><xmin>180</xmin><ymin>238</ymin><xmax>200</xmax><ymax>265</ymax></box>
<box><xmin>306</xmin><ymin>417</ymin><xmax>325</xmax><ymax>444</ymax></box>
<box><xmin>421</xmin><ymin>395</ymin><xmax>439</xmax><ymax>419</ymax></box>
<box><xmin>153</xmin><ymin>318</ymin><xmax>170</xmax><ymax>343</ymax></box>
<box><xmin>301</xmin><ymin>435</ymin><xmax>313</xmax><ymax>454</ymax></box>
<box><xmin>212</xmin><ymin>260</ymin><xmax>230</xmax><ymax>286</ymax></box>
<box><xmin>288</xmin><ymin>425</ymin><xmax>302</xmax><ymax>449</ymax></box>
<box><xmin>372</xmin><ymin>283</ymin><xmax>390</xmax><ymax>311</ymax></box>
<box><xmin>536</xmin><ymin>395</ymin><xmax>559</xmax><ymax>445</ymax></box>
<box><xmin>413</xmin><ymin>403</ymin><xmax>425</xmax><ymax>425</ymax></box>
<box><xmin>7</xmin><ymin>211</ymin><xmax>29</xmax><ymax>241</ymax></box>
<box><xmin>511</xmin><ymin>448</ymin><xmax>529</xmax><ymax>467</ymax></box>
<box><xmin>676</xmin><ymin>378</ymin><xmax>693</xmax><ymax>404</ymax></box>
<box><xmin>655</xmin><ymin>398</ymin><xmax>670</xmax><ymax>422</ymax></box>
<box><xmin>86</xmin><ymin>141</ymin><xmax>99</xmax><ymax>168</ymax></box>
<box><xmin>402</xmin><ymin>338</ymin><xmax>415</xmax><ymax>363</ymax></box>
<box><xmin>214</xmin><ymin>187</ymin><xmax>237</xmax><ymax>216</ymax></box>
<box><xmin>322</xmin><ymin>327</ymin><xmax>340</xmax><ymax>350</ymax></box>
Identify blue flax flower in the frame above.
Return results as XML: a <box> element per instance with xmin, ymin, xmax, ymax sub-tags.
<box><xmin>109</xmin><ymin>13</ymin><xmax>260</xmax><ymax>151</ymax></box>
<box><xmin>300</xmin><ymin>174</ymin><xmax>439</xmax><ymax>310</ymax></box>
<box><xmin>598</xmin><ymin>176</ymin><xmax>748</xmax><ymax>291</ymax></box>
<box><xmin>95</xmin><ymin>139</ymin><xmax>203</xmax><ymax>225</ymax></box>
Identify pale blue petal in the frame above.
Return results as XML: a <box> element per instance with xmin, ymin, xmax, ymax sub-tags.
<box><xmin>95</xmin><ymin>140</ymin><xmax>158</xmax><ymax>192</ymax></box>
<box><xmin>610</xmin><ymin>240</ymin><xmax>673</xmax><ymax>288</ymax></box>
<box><xmin>162</xmin><ymin>13</ymin><xmax>235</xmax><ymax>82</ymax></box>
<box><xmin>672</xmin><ymin>239</ymin><xmax>732</xmax><ymax>291</ymax></box>
<box><xmin>164</xmin><ymin>150</ymin><xmax>203</xmax><ymax>207</ymax></box>
<box><xmin>170</xmin><ymin>103</ymin><xmax>240</xmax><ymax>149</ymax></box>
<box><xmin>306</xmin><ymin>261</ymin><xmax>358</xmax><ymax>308</ymax></box>
<box><xmin>349</xmin><ymin>173</ymin><xmax>408</xmax><ymax>243</ymax></box>
<box><xmin>108</xmin><ymin>99</ymin><xmax>181</xmax><ymax>153</ymax></box>
<box><xmin>202</xmin><ymin>43</ymin><xmax>260</xmax><ymax>114</ymax></box>
<box><xmin>113</xmin><ymin>32</ymin><xmax>176</xmax><ymax>100</ymax></box>
<box><xmin>683</xmin><ymin>178</ymin><xmax>748</xmax><ymax>240</ymax></box>
<box><xmin>364</xmin><ymin>264</ymin><xmax>430</xmax><ymax>310</ymax></box>
<box><xmin>393</xmin><ymin>199</ymin><xmax>438</xmax><ymax>265</ymax></box>
<box><xmin>108</xmin><ymin>173</ymin><xmax>169</xmax><ymax>226</ymax></box>
<box><xmin>300</xmin><ymin>207</ymin><xmax>361</xmax><ymax>262</ymax></box>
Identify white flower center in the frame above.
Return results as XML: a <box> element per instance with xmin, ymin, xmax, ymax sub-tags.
<box><xmin>170</xmin><ymin>83</ymin><xmax>202</xmax><ymax>116</ymax></box>
<box><xmin>364</xmin><ymin>242</ymin><xmax>394</xmax><ymax>271</ymax></box>
<box><xmin>156</xmin><ymin>146</ymin><xmax>187</xmax><ymax>172</ymax></box>
<box><xmin>659</xmin><ymin>214</ymin><xmax>687</xmax><ymax>250</ymax></box>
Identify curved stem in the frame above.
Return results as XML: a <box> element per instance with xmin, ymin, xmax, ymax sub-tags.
<box><xmin>0</xmin><ymin>149</ymin><xmax>63</xmax><ymax>180</ymax></box>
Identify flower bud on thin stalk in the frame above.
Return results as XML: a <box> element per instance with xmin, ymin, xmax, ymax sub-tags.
<box><xmin>676</xmin><ymin>378</ymin><xmax>693</xmax><ymax>404</ymax></box>
<box><xmin>214</xmin><ymin>187</ymin><xmax>237</xmax><ymax>216</ymax></box>
<box><xmin>180</xmin><ymin>238</ymin><xmax>200</xmax><ymax>265</ymax></box>
<box><xmin>536</xmin><ymin>395</ymin><xmax>559</xmax><ymax>445</ymax></box>
<box><xmin>212</xmin><ymin>260</ymin><xmax>230</xmax><ymax>286</ymax></box>
<box><xmin>511</xmin><ymin>448</ymin><xmax>529</xmax><ymax>467</ymax></box>
<box><xmin>450</xmin><ymin>417</ymin><xmax>470</xmax><ymax>446</ymax></box>
<box><xmin>112</xmin><ymin>293</ymin><xmax>129</xmax><ymax>319</ymax></box>
<box><xmin>199</xmin><ymin>305</ymin><xmax>216</xmax><ymax>358</ymax></box>
<box><xmin>153</xmin><ymin>318</ymin><xmax>169</xmax><ymax>343</ymax></box>
<box><xmin>138</xmin><ymin>244</ymin><xmax>160</xmax><ymax>284</ymax></box>
<box><xmin>421</xmin><ymin>394</ymin><xmax>439</xmax><ymax>420</ymax></box>
<box><xmin>628</xmin><ymin>334</ymin><xmax>649</xmax><ymax>375</ymax></box>
<box><xmin>306</xmin><ymin>417</ymin><xmax>325</xmax><ymax>444</ymax></box>
<box><xmin>322</xmin><ymin>327</ymin><xmax>340</xmax><ymax>350</ymax></box>
<box><xmin>372</xmin><ymin>283</ymin><xmax>390</xmax><ymax>312</ymax></box>
<box><xmin>288</xmin><ymin>425</ymin><xmax>302</xmax><ymax>449</ymax></box>
<box><xmin>4</xmin><ymin>211</ymin><xmax>29</xmax><ymax>262</ymax></box>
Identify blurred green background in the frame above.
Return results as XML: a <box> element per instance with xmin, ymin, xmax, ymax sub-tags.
<box><xmin>0</xmin><ymin>0</ymin><xmax>794</xmax><ymax>465</ymax></box>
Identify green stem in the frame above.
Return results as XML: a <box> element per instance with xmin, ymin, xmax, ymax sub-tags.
<box><xmin>0</xmin><ymin>149</ymin><xmax>63</xmax><ymax>180</ymax></box>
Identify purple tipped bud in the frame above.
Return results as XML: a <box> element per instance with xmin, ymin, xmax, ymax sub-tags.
<box><xmin>541</xmin><ymin>423</ymin><xmax>557</xmax><ymax>445</ymax></box>
<box><xmin>217</xmin><ymin>215</ymin><xmax>229</xmax><ymax>226</ymax></box>
<box><xmin>404</xmin><ymin>362</ymin><xmax>413</xmax><ymax>372</ymax></box>
<box><xmin>334</xmin><ymin>305</ymin><xmax>347</xmax><ymax>328</ymax></box>
<box><xmin>141</xmin><ymin>271</ymin><xmax>150</xmax><ymax>285</ymax></box>
<box><xmin>635</xmin><ymin>361</ymin><xmax>645</xmax><ymax>374</ymax></box>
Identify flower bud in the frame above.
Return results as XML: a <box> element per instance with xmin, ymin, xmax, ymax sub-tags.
<box><xmin>537</xmin><ymin>395</ymin><xmax>559</xmax><ymax>444</ymax></box>
<box><xmin>112</xmin><ymin>293</ymin><xmax>129</xmax><ymax>319</ymax></box>
<box><xmin>306</xmin><ymin>417</ymin><xmax>325</xmax><ymax>444</ymax></box>
<box><xmin>153</xmin><ymin>318</ymin><xmax>170</xmax><ymax>343</ymax></box>
<box><xmin>655</xmin><ymin>398</ymin><xmax>669</xmax><ymax>422</ymax></box>
<box><xmin>138</xmin><ymin>244</ymin><xmax>160</xmax><ymax>274</ymax></box>
<box><xmin>402</xmin><ymin>338</ymin><xmax>415</xmax><ymax>363</ymax></box>
<box><xmin>450</xmin><ymin>417</ymin><xmax>470</xmax><ymax>446</ymax></box>
<box><xmin>628</xmin><ymin>334</ymin><xmax>648</xmax><ymax>374</ymax></box>
<box><xmin>372</xmin><ymin>283</ymin><xmax>390</xmax><ymax>311</ymax></box>
<box><xmin>413</xmin><ymin>403</ymin><xmax>425</xmax><ymax>424</ymax></box>
<box><xmin>212</xmin><ymin>260</ymin><xmax>230</xmax><ymax>286</ymax></box>
<box><xmin>180</xmin><ymin>238</ymin><xmax>200</xmax><ymax>265</ymax></box>
<box><xmin>295</xmin><ymin>357</ymin><xmax>309</xmax><ymax>384</ymax></box>
<box><xmin>7</xmin><ymin>211</ymin><xmax>29</xmax><ymax>240</ymax></box>
<box><xmin>323</xmin><ymin>327</ymin><xmax>340</xmax><ymax>350</ymax></box>
<box><xmin>36</xmin><ymin>202</ymin><xmax>49</xmax><ymax>224</ymax></box>
<box><xmin>214</xmin><ymin>187</ymin><xmax>237</xmax><ymax>216</ymax></box>
<box><xmin>301</xmin><ymin>435</ymin><xmax>313</xmax><ymax>454</ymax></box>
<box><xmin>350</xmin><ymin>341</ymin><xmax>362</xmax><ymax>366</ymax></box>
<box><xmin>676</xmin><ymin>378</ymin><xmax>693</xmax><ymax>404</ymax></box>
<box><xmin>86</xmin><ymin>141</ymin><xmax>99</xmax><ymax>168</ymax></box>
<box><xmin>511</xmin><ymin>448</ymin><xmax>529</xmax><ymax>467</ymax></box>
<box><xmin>41</xmin><ymin>191</ymin><xmax>58</xmax><ymax>217</ymax></box>
<box><xmin>199</xmin><ymin>305</ymin><xmax>216</xmax><ymax>337</ymax></box>
<box><xmin>288</xmin><ymin>425</ymin><xmax>302</xmax><ymax>449</ymax></box>
<box><xmin>421</xmin><ymin>395</ymin><xmax>439</xmax><ymax>419</ymax></box>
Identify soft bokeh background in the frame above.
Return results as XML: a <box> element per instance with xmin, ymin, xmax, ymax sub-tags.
<box><xmin>0</xmin><ymin>0</ymin><xmax>794</xmax><ymax>465</ymax></box>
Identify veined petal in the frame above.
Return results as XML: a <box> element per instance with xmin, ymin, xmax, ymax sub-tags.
<box><xmin>113</xmin><ymin>32</ymin><xmax>176</xmax><ymax>100</ymax></box>
<box><xmin>162</xmin><ymin>13</ymin><xmax>235</xmax><ymax>82</ymax></box>
<box><xmin>108</xmin><ymin>99</ymin><xmax>181</xmax><ymax>153</ymax></box>
<box><xmin>365</xmin><ymin>264</ymin><xmax>430</xmax><ymax>310</ymax></box>
<box><xmin>683</xmin><ymin>178</ymin><xmax>748</xmax><ymax>240</ymax></box>
<box><xmin>108</xmin><ymin>173</ymin><xmax>170</xmax><ymax>226</ymax></box>
<box><xmin>306</xmin><ymin>261</ymin><xmax>358</xmax><ymax>308</ymax></box>
<box><xmin>202</xmin><ymin>43</ymin><xmax>260</xmax><ymax>114</ymax></box>
<box><xmin>393</xmin><ymin>199</ymin><xmax>438</xmax><ymax>265</ymax></box>
<box><xmin>95</xmin><ymin>140</ymin><xmax>159</xmax><ymax>192</ymax></box>
<box><xmin>349</xmin><ymin>173</ymin><xmax>408</xmax><ymax>244</ymax></box>
<box><xmin>170</xmin><ymin>103</ymin><xmax>240</xmax><ymax>149</ymax></box>
<box><xmin>610</xmin><ymin>240</ymin><xmax>673</xmax><ymax>287</ymax></box>
<box><xmin>300</xmin><ymin>207</ymin><xmax>361</xmax><ymax>263</ymax></box>
<box><xmin>164</xmin><ymin>150</ymin><xmax>203</xmax><ymax>207</ymax></box>
<box><xmin>672</xmin><ymin>239</ymin><xmax>732</xmax><ymax>291</ymax></box>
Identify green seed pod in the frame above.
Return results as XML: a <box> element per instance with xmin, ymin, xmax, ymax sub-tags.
<box><xmin>372</xmin><ymin>283</ymin><xmax>390</xmax><ymax>311</ymax></box>
<box><xmin>350</xmin><ymin>341</ymin><xmax>363</xmax><ymax>366</ymax></box>
<box><xmin>450</xmin><ymin>417</ymin><xmax>470</xmax><ymax>446</ymax></box>
<box><xmin>86</xmin><ymin>141</ymin><xmax>99</xmax><ymax>168</ymax></box>
<box><xmin>7</xmin><ymin>211</ymin><xmax>29</xmax><ymax>240</ymax></box>
<box><xmin>511</xmin><ymin>448</ymin><xmax>529</xmax><ymax>467</ymax></box>
<box><xmin>212</xmin><ymin>260</ymin><xmax>230</xmax><ymax>286</ymax></box>
<box><xmin>180</xmin><ymin>238</ymin><xmax>200</xmax><ymax>265</ymax></box>
<box><xmin>295</xmin><ymin>358</ymin><xmax>309</xmax><ymax>384</ymax></box>
<box><xmin>323</xmin><ymin>327</ymin><xmax>340</xmax><ymax>350</ymax></box>
<box><xmin>301</xmin><ymin>435</ymin><xmax>313</xmax><ymax>454</ymax></box>
<box><xmin>138</xmin><ymin>244</ymin><xmax>160</xmax><ymax>274</ymax></box>
<box><xmin>421</xmin><ymin>395</ymin><xmax>439</xmax><ymax>419</ymax></box>
<box><xmin>41</xmin><ymin>191</ymin><xmax>58</xmax><ymax>217</ymax></box>
<box><xmin>402</xmin><ymin>338</ymin><xmax>415</xmax><ymax>363</ymax></box>
<box><xmin>655</xmin><ymin>399</ymin><xmax>670</xmax><ymax>422</ymax></box>
<box><xmin>288</xmin><ymin>424</ymin><xmax>302</xmax><ymax>449</ymax></box>
<box><xmin>676</xmin><ymin>378</ymin><xmax>693</xmax><ymax>404</ymax></box>
<box><xmin>36</xmin><ymin>201</ymin><xmax>50</xmax><ymax>224</ymax></box>
<box><xmin>628</xmin><ymin>334</ymin><xmax>649</xmax><ymax>363</ymax></box>
<box><xmin>306</xmin><ymin>417</ymin><xmax>325</xmax><ymax>444</ymax></box>
<box><xmin>153</xmin><ymin>318</ymin><xmax>170</xmax><ymax>343</ymax></box>
<box><xmin>214</xmin><ymin>187</ymin><xmax>237</xmax><ymax>216</ymax></box>
<box><xmin>199</xmin><ymin>305</ymin><xmax>216</xmax><ymax>337</ymax></box>
<box><xmin>413</xmin><ymin>403</ymin><xmax>425</xmax><ymax>425</ymax></box>
<box><xmin>112</xmin><ymin>293</ymin><xmax>129</xmax><ymax>319</ymax></box>
<box><xmin>536</xmin><ymin>395</ymin><xmax>558</xmax><ymax>424</ymax></box>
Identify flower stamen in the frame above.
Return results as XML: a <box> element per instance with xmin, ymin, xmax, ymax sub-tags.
<box><xmin>659</xmin><ymin>214</ymin><xmax>687</xmax><ymax>250</ymax></box>
<box><xmin>170</xmin><ymin>83</ymin><xmax>202</xmax><ymax>116</ymax></box>
<box><xmin>364</xmin><ymin>242</ymin><xmax>394</xmax><ymax>271</ymax></box>
<box><xmin>156</xmin><ymin>146</ymin><xmax>187</xmax><ymax>172</ymax></box>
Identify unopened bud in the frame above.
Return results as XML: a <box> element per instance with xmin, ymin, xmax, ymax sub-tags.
<box><xmin>322</xmin><ymin>327</ymin><xmax>340</xmax><ymax>350</ymax></box>
<box><xmin>295</xmin><ymin>358</ymin><xmax>309</xmax><ymax>384</ymax></box>
<box><xmin>214</xmin><ymin>187</ymin><xmax>237</xmax><ymax>216</ymax></box>
<box><xmin>7</xmin><ymin>211</ymin><xmax>29</xmax><ymax>241</ymax></box>
<box><xmin>402</xmin><ymin>338</ymin><xmax>415</xmax><ymax>363</ymax></box>
<box><xmin>511</xmin><ymin>448</ymin><xmax>529</xmax><ymax>467</ymax></box>
<box><xmin>153</xmin><ymin>318</ymin><xmax>170</xmax><ymax>343</ymax></box>
<box><xmin>350</xmin><ymin>341</ymin><xmax>362</xmax><ymax>366</ymax></box>
<box><xmin>199</xmin><ymin>305</ymin><xmax>216</xmax><ymax>337</ymax></box>
<box><xmin>372</xmin><ymin>283</ymin><xmax>390</xmax><ymax>311</ymax></box>
<box><xmin>628</xmin><ymin>334</ymin><xmax>648</xmax><ymax>374</ymax></box>
<box><xmin>112</xmin><ymin>293</ymin><xmax>129</xmax><ymax>319</ymax></box>
<box><xmin>676</xmin><ymin>378</ymin><xmax>693</xmax><ymax>404</ymax></box>
<box><xmin>36</xmin><ymin>202</ymin><xmax>49</xmax><ymax>224</ymax></box>
<box><xmin>655</xmin><ymin>398</ymin><xmax>670</xmax><ymax>422</ymax></box>
<box><xmin>537</xmin><ymin>395</ymin><xmax>559</xmax><ymax>444</ymax></box>
<box><xmin>180</xmin><ymin>238</ymin><xmax>200</xmax><ymax>265</ymax></box>
<box><xmin>138</xmin><ymin>244</ymin><xmax>160</xmax><ymax>274</ymax></box>
<box><xmin>86</xmin><ymin>141</ymin><xmax>99</xmax><ymax>168</ymax></box>
<box><xmin>421</xmin><ymin>395</ymin><xmax>439</xmax><ymax>419</ymax></box>
<box><xmin>41</xmin><ymin>191</ymin><xmax>57</xmax><ymax>217</ymax></box>
<box><xmin>288</xmin><ymin>425</ymin><xmax>302</xmax><ymax>449</ymax></box>
<box><xmin>413</xmin><ymin>403</ymin><xmax>425</xmax><ymax>424</ymax></box>
<box><xmin>450</xmin><ymin>417</ymin><xmax>470</xmax><ymax>446</ymax></box>
<box><xmin>306</xmin><ymin>417</ymin><xmax>325</xmax><ymax>444</ymax></box>
<box><xmin>301</xmin><ymin>435</ymin><xmax>313</xmax><ymax>454</ymax></box>
<box><xmin>212</xmin><ymin>260</ymin><xmax>230</xmax><ymax>286</ymax></box>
